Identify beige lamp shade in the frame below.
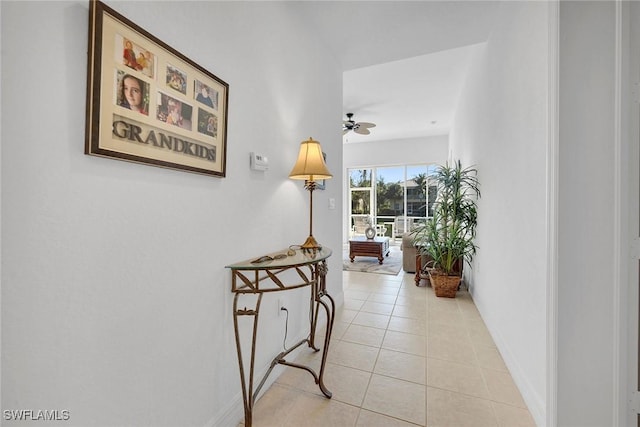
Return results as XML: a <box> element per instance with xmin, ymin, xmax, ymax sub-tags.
<box><xmin>289</xmin><ymin>137</ymin><xmax>333</xmax><ymax>181</ymax></box>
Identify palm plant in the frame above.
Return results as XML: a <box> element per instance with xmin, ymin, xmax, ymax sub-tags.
<box><xmin>412</xmin><ymin>160</ymin><xmax>480</xmax><ymax>276</ymax></box>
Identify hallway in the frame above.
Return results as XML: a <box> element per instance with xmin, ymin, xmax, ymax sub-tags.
<box><xmin>242</xmin><ymin>270</ymin><xmax>536</xmax><ymax>426</ymax></box>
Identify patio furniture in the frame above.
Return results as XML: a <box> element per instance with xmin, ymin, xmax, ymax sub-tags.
<box><xmin>384</xmin><ymin>221</ymin><xmax>395</xmax><ymax>241</ymax></box>
<box><xmin>351</xmin><ymin>215</ymin><xmax>371</xmax><ymax>236</ymax></box>
<box><xmin>394</xmin><ymin>216</ymin><xmax>415</xmax><ymax>238</ymax></box>
<box><xmin>351</xmin><ymin>216</ymin><xmax>387</xmax><ymax>237</ymax></box>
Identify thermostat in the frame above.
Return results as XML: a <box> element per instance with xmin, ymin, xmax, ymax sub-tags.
<box><xmin>250</xmin><ymin>152</ymin><xmax>269</xmax><ymax>171</ymax></box>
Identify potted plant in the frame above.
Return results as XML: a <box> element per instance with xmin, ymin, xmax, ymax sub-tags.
<box><xmin>411</xmin><ymin>160</ymin><xmax>480</xmax><ymax>297</ymax></box>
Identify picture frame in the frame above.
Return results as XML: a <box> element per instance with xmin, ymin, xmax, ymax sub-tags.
<box><xmin>85</xmin><ymin>0</ymin><xmax>229</xmax><ymax>177</ymax></box>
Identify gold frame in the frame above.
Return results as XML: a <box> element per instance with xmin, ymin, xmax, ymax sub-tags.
<box><xmin>85</xmin><ymin>0</ymin><xmax>229</xmax><ymax>177</ymax></box>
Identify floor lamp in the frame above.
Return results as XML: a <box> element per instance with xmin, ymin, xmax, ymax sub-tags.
<box><xmin>289</xmin><ymin>137</ymin><xmax>333</xmax><ymax>252</ymax></box>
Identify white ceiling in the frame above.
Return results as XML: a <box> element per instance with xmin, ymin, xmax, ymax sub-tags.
<box><xmin>291</xmin><ymin>1</ymin><xmax>503</xmax><ymax>143</ymax></box>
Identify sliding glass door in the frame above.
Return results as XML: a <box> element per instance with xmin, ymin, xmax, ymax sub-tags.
<box><xmin>349</xmin><ymin>169</ymin><xmax>373</xmax><ymax>235</ymax></box>
<box><xmin>348</xmin><ymin>164</ymin><xmax>437</xmax><ymax>240</ymax></box>
<box><xmin>406</xmin><ymin>164</ymin><xmax>437</xmax><ymax>226</ymax></box>
<box><xmin>376</xmin><ymin>166</ymin><xmax>404</xmax><ymax>238</ymax></box>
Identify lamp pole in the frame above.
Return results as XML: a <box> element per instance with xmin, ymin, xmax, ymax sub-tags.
<box><xmin>301</xmin><ymin>180</ymin><xmax>319</xmax><ymax>251</ymax></box>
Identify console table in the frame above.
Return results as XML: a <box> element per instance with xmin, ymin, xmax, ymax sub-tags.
<box><xmin>226</xmin><ymin>247</ymin><xmax>334</xmax><ymax>427</ymax></box>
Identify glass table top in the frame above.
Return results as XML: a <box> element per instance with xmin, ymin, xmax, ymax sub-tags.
<box><xmin>226</xmin><ymin>247</ymin><xmax>332</xmax><ymax>270</ymax></box>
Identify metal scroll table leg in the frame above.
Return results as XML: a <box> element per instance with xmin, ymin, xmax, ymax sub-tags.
<box><xmin>314</xmin><ymin>292</ymin><xmax>335</xmax><ymax>397</ymax></box>
<box><xmin>277</xmin><ymin>288</ymin><xmax>335</xmax><ymax>399</ymax></box>
<box><xmin>233</xmin><ymin>292</ymin><xmax>262</xmax><ymax>427</ymax></box>
<box><xmin>310</xmin><ymin>260</ymin><xmax>335</xmax><ymax>398</ymax></box>
<box><xmin>230</xmin><ymin>257</ymin><xmax>334</xmax><ymax>426</ymax></box>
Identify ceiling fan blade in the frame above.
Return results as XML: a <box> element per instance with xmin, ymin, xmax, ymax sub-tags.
<box><xmin>343</xmin><ymin>128</ymin><xmax>350</xmax><ymax>135</ymax></box>
<box><xmin>358</xmin><ymin>122</ymin><xmax>376</xmax><ymax>128</ymax></box>
<box><xmin>354</xmin><ymin>127</ymin><xmax>370</xmax><ymax>135</ymax></box>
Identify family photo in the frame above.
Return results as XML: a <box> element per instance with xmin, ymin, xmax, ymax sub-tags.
<box><xmin>121</xmin><ymin>37</ymin><xmax>154</xmax><ymax>78</ymax></box>
<box><xmin>197</xmin><ymin>109</ymin><xmax>217</xmax><ymax>137</ymax></box>
<box><xmin>115</xmin><ymin>70</ymin><xmax>149</xmax><ymax>115</ymax></box>
<box><xmin>166</xmin><ymin>64</ymin><xmax>187</xmax><ymax>95</ymax></box>
<box><xmin>156</xmin><ymin>92</ymin><xmax>193</xmax><ymax>131</ymax></box>
<box><xmin>194</xmin><ymin>80</ymin><xmax>218</xmax><ymax>110</ymax></box>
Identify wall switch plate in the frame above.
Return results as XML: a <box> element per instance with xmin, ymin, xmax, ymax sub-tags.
<box><xmin>328</xmin><ymin>198</ymin><xmax>335</xmax><ymax>210</ymax></box>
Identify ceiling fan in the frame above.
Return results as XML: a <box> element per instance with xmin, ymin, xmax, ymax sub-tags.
<box><xmin>343</xmin><ymin>113</ymin><xmax>376</xmax><ymax>135</ymax></box>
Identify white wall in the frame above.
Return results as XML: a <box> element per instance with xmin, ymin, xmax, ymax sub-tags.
<box><xmin>557</xmin><ymin>2</ymin><xmax>618</xmax><ymax>425</ymax></box>
<box><xmin>343</xmin><ymin>135</ymin><xmax>448</xmax><ymax>169</ymax></box>
<box><xmin>0</xmin><ymin>2</ymin><xmax>343</xmax><ymax>426</ymax></box>
<box><xmin>449</xmin><ymin>2</ymin><xmax>549</xmax><ymax>425</ymax></box>
<box><xmin>342</xmin><ymin>135</ymin><xmax>448</xmax><ymax>240</ymax></box>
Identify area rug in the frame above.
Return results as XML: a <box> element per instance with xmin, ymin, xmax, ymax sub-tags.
<box><xmin>342</xmin><ymin>246</ymin><xmax>402</xmax><ymax>275</ymax></box>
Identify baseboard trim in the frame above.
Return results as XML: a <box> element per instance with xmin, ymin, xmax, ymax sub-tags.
<box><xmin>487</xmin><ymin>322</ymin><xmax>546</xmax><ymax>427</ymax></box>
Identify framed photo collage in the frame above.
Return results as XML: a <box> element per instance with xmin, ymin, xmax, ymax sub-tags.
<box><xmin>86</xmin><ymin>0</ymin><xmax>229</xmax><ymax>177</ymax></box>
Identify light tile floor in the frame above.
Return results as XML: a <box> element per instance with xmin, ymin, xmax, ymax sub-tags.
<box><xmin>242</xmin><ymin>269</ymin><xmax>536</xmax><ymax>427</ymax></box>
